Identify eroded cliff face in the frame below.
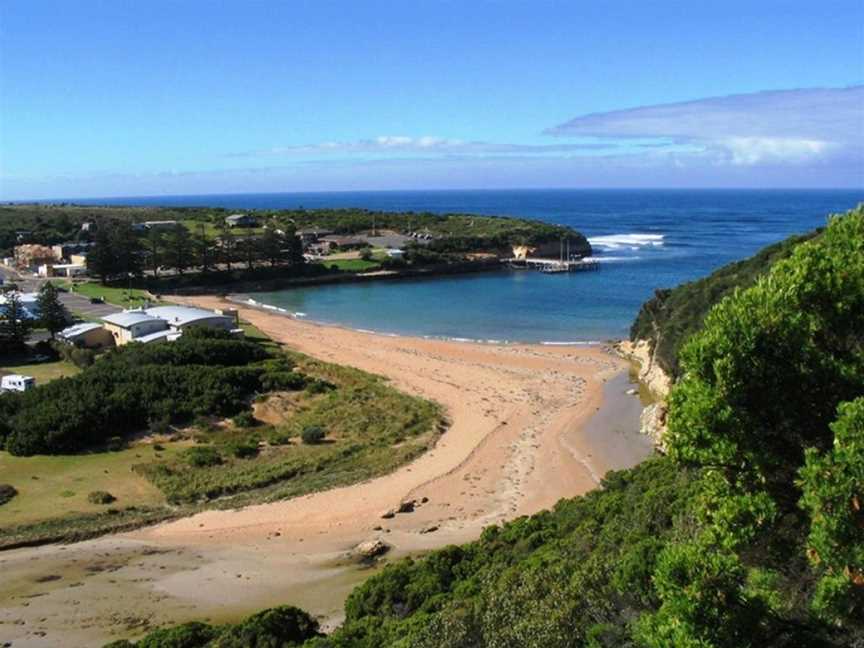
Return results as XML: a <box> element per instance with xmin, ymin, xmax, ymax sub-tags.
<box><xmin>510</xmin><ymin>237</ymin><xmax>591</xmax><ymax>260</ymax></box>
<box><xmin>615</xmin><ymin>339</ymin><xmax>672</xmax><ymax>451</ymax></box>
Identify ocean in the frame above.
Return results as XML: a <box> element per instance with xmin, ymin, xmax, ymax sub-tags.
<box><xmin>71</xmin><ymin>189</ymin><xmax>863</xmax><ymax>343</ymax></box>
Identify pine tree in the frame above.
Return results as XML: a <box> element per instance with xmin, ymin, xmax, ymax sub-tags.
<box><xmin>37</xmin><ymin>282</ymin><xmax>67</xmax><ymax>339</ymax></box>
<box><xmin>0</xmin><ymin>293</ymin><xmax>33</xmax><ymax>353</ymax></box>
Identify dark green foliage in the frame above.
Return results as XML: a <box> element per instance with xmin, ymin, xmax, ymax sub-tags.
<box><xmin>630</xmin><ymin>229</ymin><xmax>820</xmax><ymax>377</ymax></box>
<box><xmin>184</xmin><ymin>446</ymin><xmax>223</xmax><ymax>468</ymax></box>
<box><xmin>37</xmin><ymin>281</ymin><xmax>68</xmax><ymax>338</ymax></box>
<box><xmin>227</xmin><ymin>438</ymin><xmax>260</xmax><ymax>459</ymax></box>
<box><xmin>799</xmin><ymin>397</ymin><xmax>864</xmax><ymax>624</ymax></box>
<box><xmin>667</xmin><ymin>209</ymin><xmax>864</xmax><ymax>496</ymax></box>
<box><xmin>105</xmin><ymin>606</ymin><xmax>321</xmax><ymax>647</ymax></box>
<box><xmin>133</xmin><ymin>621</ymin><xmax>219</xmax><ymax>648</ymax></box>
<box><xmin>0</xmin><ymin>483</ymin><xmax>18</xmax><ymax>506</ymax></box>
<box><xmin>232</xmin><ymin>410</ymin><xmax>259</xmax><ymax>428</ymax></box>
<box><xmin>209</xmin><ymin>606</ymin><xmax>322</xmax><ymax>647</ymax></box>
<box><xmin>0</xmin><ymin>330</ymin><xmax>269</xmax><ymax>455</ymax></box>
<box><xmin>300</xmin><ymin>426</ymin><xmax>325</xmax><ymax>445</ymax></box>
<box><xmin>0</xmin><ymin>292</ymin><xmax>33</xmax><ymax>354</ymax></box>
<box><xmin>87</xmin><ymin>490</ymin><xmax>116</xmax><ymax>505</ymax></box>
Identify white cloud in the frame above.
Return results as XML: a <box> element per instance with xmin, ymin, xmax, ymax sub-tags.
<box><xmin>547</xmin><ymin>86</ymin><xmax>864</xmax><ymax>166</ymax></box>
<box><xmin>230</xmin><ymin>136</ymin><xmax>621</xmax><ymax>158</ymax></box>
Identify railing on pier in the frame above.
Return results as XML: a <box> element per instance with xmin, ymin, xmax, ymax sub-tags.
<box><xmin>503</xmin><ymin>257</ymin><xmax>600</xmax><ymax>273</ymax></box>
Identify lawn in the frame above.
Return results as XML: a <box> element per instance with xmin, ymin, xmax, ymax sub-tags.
<box><xmin>0</xmin><ymin>441</ymin><xmax>187</xmax><ymax>527</ymax></box>
<box><xmin>315</xmin><ymin>257</ymin><xmax>382</xmax><ymax>272</ymax></box>
<box><xmin>70</xmin><ymin>281</ymin><xmax>154</xmax><ymax>307</ymax></box>
<box><xmin>0</xmin><ymin>359</ymin><xmax>80</xmax><ymax>384</ymax></box>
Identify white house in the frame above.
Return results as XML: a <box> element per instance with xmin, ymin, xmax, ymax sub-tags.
<box><xmin>102</xmin><ymin>311</ymin><xmax>170</xmax><ymax>346</ymax></box>
<box><xmin>144</xmin><ymin>305</ymin><xmax>238</xmax><ymax>332</ymax></box>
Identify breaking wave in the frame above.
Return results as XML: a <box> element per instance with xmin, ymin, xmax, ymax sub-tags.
<box><xmin>588</xmin><ymin>233</ymin><xmax>665</xmax><ymax>252</ymax></box>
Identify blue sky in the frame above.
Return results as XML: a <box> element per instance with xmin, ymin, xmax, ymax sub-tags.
<box><xmin>1</xmin><ymin>0</ymin><xmax>862</xmax><ymax>199</ymax></box>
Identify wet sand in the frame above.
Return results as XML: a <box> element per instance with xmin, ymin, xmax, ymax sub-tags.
<box><xmin>0</xmin><ymin>298</ymin><xmax>653</xmax><ymax>646</ymax></box>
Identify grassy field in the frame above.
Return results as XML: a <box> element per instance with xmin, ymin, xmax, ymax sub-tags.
<box><xmin>0</xmin><ymin>442</ymin><xmax>187</xmax><ymax>527</ymax></box>
<box><xmin>0</xmin><ymin>326</ymin><xmax>444</xmax><ymax>546</ymax></box>
<box><xmin>0</xmin><ymin>359</ymin><xmax>81</xmax><ymax>383</ymax></box>
<box><xmin>316</xmin><ymin>257</ymin><xmax>382</xmax><ymax>272</ymax></box>
<box><xmin>70</xmin><ymin>281</ymin><xmax>154</xmax><ymax>307</ymax></box>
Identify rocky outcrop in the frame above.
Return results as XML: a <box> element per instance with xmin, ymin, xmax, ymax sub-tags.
<box><xmin>354</xmin><ymin>539</ymin><xmax>390</xmax><ymax>560</ymax></box>
<box><xmin>511</xmin><ymin>237</ymin><xmax>591</xmax><ymax>260</ymax></box>
<box><xmin>615</xmin><ymin>339</ymin><xmax>673</xmax><ymax>450</ymax></box>
<box><xmin>640</xmin><ymin>402</ymin><xmax>668</xmax><ymax>452</ymax></box>
<box><xmin>615</xmin><ymin>339</ymin><xmax>672</xmax><ymax>399</ymax></box>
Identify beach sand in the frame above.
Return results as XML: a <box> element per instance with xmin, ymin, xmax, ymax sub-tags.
<box><xmin>0</xmin><ymin>297</ymin><xmax>652</xmax><ymax>647</ymax></box>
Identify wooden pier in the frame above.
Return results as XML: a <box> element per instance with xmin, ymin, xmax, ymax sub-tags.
<box><xmin>504</xmin><ymin>257</ymin><xmax>600</xmax><ymax>273</ymax></box>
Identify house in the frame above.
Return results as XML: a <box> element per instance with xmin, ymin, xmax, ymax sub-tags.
<box><xmin>80</xmin><ymin>221</ymin><xmax>96</xmax><ymax>232</ymax></box>
<box><xmin>58</xmin><ymin>322</ymin><xmax>115</xmax><ymax>348</ymax></box>
<box><xmin>69</xmin><ymin>253</ymin><xmax>88</xmax><ymax>266</ymax></box>
<box><xmin>37</xmin><ymin>263</ymin><xmax>87</xmax><ymax>278</ymax></box>
<box><xmin>51</xmin><ymin>242</ymin><xmax>92</xmax><ymax>262</ymax></box>
<box><xmin>1</xmin><ymin>374</ymin><xmax>35</xmax><ymax>392</ymax></box>
<box><xmin>144</xmin><ymin>305</ymin><xmax>238</xmax><ymax>332</ymax></box>
<box><xmin>386</xmin><ymin>248</ymin><xmax>405</xmax><ymax>259</ymax></box>
<box><xmin>225</xmin><ymin>214</ymin><xmax>258</xmax><ymax>228</ymax></box>
<box><xmin>319</xmin><ymin>235</ymin><xmax>367</xmax><ymax>251</ymax></box>
<box><xmin>131</xmin><ymin>220</ymin><xmax>179</xmax><ymax>233</ymax></box>
<box><xmin>102</xmin><ymin>311</ymin><xmax>170</xmax><ymax>346</ymax></box>
<box><xmin>297</xmin><ymin>229</ymin><xmax>335</xmax><ymax>246</ymax></box>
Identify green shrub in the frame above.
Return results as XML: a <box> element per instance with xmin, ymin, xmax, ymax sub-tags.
<box><xmin>88</xmin><ymin>490</ymin><xmax>116</xmax><ymax>505</ymax></box>
<box><xmin>0</xmin><ymin>483</ymin><xmax>18</xmax><ymax>506</ymax></box>
<box><xmin>106</xmin><ymin>436</ymin><xmax>127</xmax><ymax>452</ymax></box>
<box><xmin>183</xmin><ymin>446</ymin><xmax>222</xmax><ymax>468</ymax></box>
<box><xmin>301</xmin><ymin>425</ymin><xmax>326</xmax><ymax>445</ymax></box>
<box><xmin>232</xmin><ymin>410</ymin><xmax>258</xmax><ymax>428</ymax></box>
<box><xmin>228</xmin><ymin>439</ymin><xmax>260</xmax><ymax>459</ymax></box>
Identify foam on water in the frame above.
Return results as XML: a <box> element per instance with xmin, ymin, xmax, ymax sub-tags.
<box><xmin>588</xmin><ymin>233</ymin><xmax>665</xmax><ymax>251</ymax></box>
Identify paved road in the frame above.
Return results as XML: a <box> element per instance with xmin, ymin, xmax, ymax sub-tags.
<box><xmin>1</xmin><ymin>265</ymin><xmax>121</xmax><ymax>322</ymax></box>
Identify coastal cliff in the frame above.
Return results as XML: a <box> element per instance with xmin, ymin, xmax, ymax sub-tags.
<box><xmin>615</xmin><ymin>339</ymin><xmax>671</xmax><ymax>450</ymax></box>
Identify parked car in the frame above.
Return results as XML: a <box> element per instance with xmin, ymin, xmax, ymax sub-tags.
<box><xmin>89</xmin><ymin>296</ymin><xmax>104</xmax><ymax>304</ymax></box>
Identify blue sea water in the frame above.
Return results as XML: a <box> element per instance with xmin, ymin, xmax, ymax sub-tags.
<box><xmin>70</xmin><ymin>189</ymin><xmax>863</xmax><ymax>342</ymax></box>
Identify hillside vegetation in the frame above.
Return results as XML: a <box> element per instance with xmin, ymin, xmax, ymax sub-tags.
<box><xmin>0</xmin><ymin>328</ymin><xmax>442</xmax><ymax>547</ymax></box>
<box><xmin>630</xmin><ymin>228</ymin><xmax>821</xmax><ymax>377</ymax></box>
<box><xmin>117</xmin><ymin>206</ymin><xmax>864</xmax><ymax>647</ymax></box>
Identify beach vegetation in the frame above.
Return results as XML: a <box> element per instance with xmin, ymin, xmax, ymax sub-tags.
<box><xmin>0</xmin><ymin>484</ymin><xmax>17</xmax><ymax>506</ymax></box>
<box><xmin>301</xmin><ymin>425</ymin><xmax>325</xmax><ymax>445</ymax></box>
<box><xmin>87</xmin><ymin>490</ymin><xmax>116</xmax><ymax>505</ymax></box>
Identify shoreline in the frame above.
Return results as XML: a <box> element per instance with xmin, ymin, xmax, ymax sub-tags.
<box><xmin>231</xmin><ymin>294</ymin><xmax>609</xmax><ymax>347</ymax></box>
<box><xmin>0</xmin><ymin>300</ymin><xmax>653</xmax><ymax>647</ymax></box>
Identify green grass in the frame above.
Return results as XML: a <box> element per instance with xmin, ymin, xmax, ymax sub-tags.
<box><xmin>315</xmin><ymin>257</ymin><xmax>382</xmax><ymax>272</ymax></box>
<box><xmin>0</xmin><ymin>442</ymin><xmax>187</xmax><ymax>527</ymax></box>
<box><xmin>0</xmin><ymin>359</ymin><xmax>81</xmax><ymax>384</ymax></box>
<box><xmin>138</xmin><ymin>351</ymin><xmax>443</xmax><ymax>503</ymax></box>
<box><xmin>70</xmin><ymin>281</ymin><xmax>154</xmax><ymax>307</ymax></box>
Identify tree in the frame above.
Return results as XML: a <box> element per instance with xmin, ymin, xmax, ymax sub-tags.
<box><xmin>257</xmin><ymin>228</ymin><xmax>286</xmax><ymax>266</ymax></box>
<box><xmin>0</xmin><ymin>292</ymin><xmax>33</xmax><ymax>353</ymax></box>
<box><xmin>110</xmin><ymin>220</ymin><xmax>144</xmax><ymax>278</ymax></box>
<box><xmin>37</xmin><ymin>282</ymin><xmax>67</xmax><ymax>338</ymax></box>
<box><xmin>218</xmin><ymin>223</ymin><xmax>236</xmax><ymax>271</ymax></box>
<box><xmin>86</xmin><ymin>225</ymin><xmax>115</xmax><ymax>283</ymax></box>
<box><xmin>193</xmin><ymin>224</ymin><xmax>214</xmax><ymax>274</ymax></box>
<box><xmin>165</xmin><ymin>225</ymin><xmax>194</xmax><ymax>276</ymax></box>
<box><xmin>144</xmin><ymin>228</ymin><xmax>165</xmax><ymax>278</ymax></box>
<box><xmin>799</xmin><ymin>397</ymin><xmax>864</xmax><ymax>624</ymax></box>
<box><xmin>666</xmin><ymin>209</ymin><xmax>864</xmax><ymax>503</ymax></box>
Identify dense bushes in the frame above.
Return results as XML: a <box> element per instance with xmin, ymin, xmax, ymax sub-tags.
<box><xmin>105</xmin><ymin>605</ymin><xmax>321</xmax><ymax>647</ymax></box>
<box><xmin>0</xmin><ymin>330</ymin><xmax>271</xmax><ymax>455</ymax></box>
<box><xmin>0</xmin><ymin>484</ymin><xmax>18</xmax><ymax>506</ymax></box>
<box><xmin>630</xmin><ymin>229</ymin><xmax>820</xmax><ymax>377</ymax></box>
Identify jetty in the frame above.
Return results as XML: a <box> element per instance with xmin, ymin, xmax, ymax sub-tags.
<box><xmin>505</xmin><ymin>257</ymin><xmax>600</xmax><ymax>273</ymax></box>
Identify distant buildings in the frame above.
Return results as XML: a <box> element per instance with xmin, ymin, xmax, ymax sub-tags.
<box><xmin>131</xmin><ymin>220</ymin><xmax>179</xmax><ymax>232</ymax></box>
<box><xmin>225</xmin><ymin>214</ymin><xmax>258</xmax><ymax>228</ymax></box>
<box><xmin>13</xmin><ymin>244</ymin><xmax>55</xmax><ymax>270</ymax></box>
<box><xmin>99</xmin><ymin>305</ymin><xmax>239</xmax><ymax>346</ymax></box>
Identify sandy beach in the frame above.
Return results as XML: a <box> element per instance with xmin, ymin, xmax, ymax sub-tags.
<box><xmin>0</xmin><ymin>297</ymin><xmax>652</xmax><ymax>647</ymax></box>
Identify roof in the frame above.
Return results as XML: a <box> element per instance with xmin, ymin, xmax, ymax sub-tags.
<box><xmin>144</xmin><ymin>305</ymin><xmax>231</xmax><ymax>327</ymax></box>
<box><xmin>60</xmin><ymin>322</ymin><xmax>103</xmax><ymax>338</ymax></box>
<box><xmin>102</xmin><ymin>311</ymin><xmax>164</xmax><ymax>328</ymax></box>
<box><xmin>134</xmin><ymin>329</ymin><xmax>175</xmax><ymax>344</ymax></box>
<box><xmin>2</xmin><ymin>374</ymin><xmax>34</xmax><ymax>382</ymax></box>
